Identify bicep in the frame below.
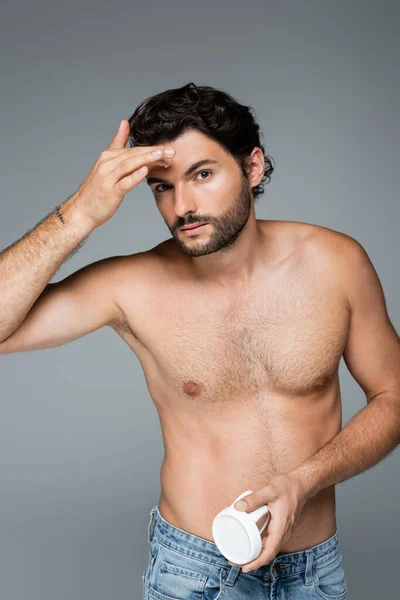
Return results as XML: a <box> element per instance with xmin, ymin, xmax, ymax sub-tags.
<box><xmin>342</xmin><ymin>240</ymin><xmax>400</xmax><ymax>401</ymax></box>
<box><xmin>0</xmin><ymin>256</ymin><xmax>124</xmax><ymax>354</ymax></box>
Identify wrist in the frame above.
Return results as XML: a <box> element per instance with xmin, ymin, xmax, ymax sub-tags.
<box><xmin>59</xmin><ymin>194</ymin><xmax>97</xmax><ymax>236</ymax></box>
<box><xmin>287</xmin><ymin>465</ymin><xmax>320</xmax><ymax>503</ymax></box>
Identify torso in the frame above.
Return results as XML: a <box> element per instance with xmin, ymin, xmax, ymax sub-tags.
<box><xmin>110</xmin><ymin>220</ymin><xmax>350</xmax><ymax>553</ymax></box>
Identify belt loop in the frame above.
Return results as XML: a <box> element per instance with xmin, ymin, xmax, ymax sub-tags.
<box><xmin>304</xmin><ymin>549</ymin><xmax>314</xmax><ymax>586</ymax></box>
<box><xmin>224</xmin><ymin>565</ymin><xmax>241</xmax><ymax>586</ymax></box>
<box><xmin>147</xmin><ymin>506</ymin><xmax>157</xmax><ymax>543</ymax></box>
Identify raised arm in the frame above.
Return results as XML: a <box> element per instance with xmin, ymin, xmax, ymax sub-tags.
<box><xmin>0</xmin><ymin>255</ymin><xmax>125</xmax><ymax>354</ymax></box>
<box><xmin>0</xmin><ymin>118</ymin><xmax>175</xmax><ymax>347</ymax></box>
<box><xmin>0</xmin><ymin>198</ymin><xmax>94</xmax><ymax>343</ymax></box>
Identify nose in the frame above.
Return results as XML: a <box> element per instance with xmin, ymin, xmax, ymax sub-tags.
<box><xmin>173</xmin><ymin>185</ymin><xmax>198</xmax><ymax>219</ymax></box>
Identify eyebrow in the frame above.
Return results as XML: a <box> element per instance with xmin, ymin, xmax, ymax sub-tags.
<box><xmin>146</xmin><ymin>159</ymin><xmax>220</xmax><ymax>186</ymax></box>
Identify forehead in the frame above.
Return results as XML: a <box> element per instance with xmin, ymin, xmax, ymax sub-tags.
<box><xmin>160</xmin><ymin>129</ymin><xmax>222</xmax><ymax>154</ymax></box>
<box><xmin>146</xmin><ymin>129</ymin><xmax>230</xmax><ymax>176</ymax></box>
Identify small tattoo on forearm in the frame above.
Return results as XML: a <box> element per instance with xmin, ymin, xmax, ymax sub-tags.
<box><xmin>55</xmin><ymin>205</ymin><xmax>65</xmax><ymax>225</ymax></box>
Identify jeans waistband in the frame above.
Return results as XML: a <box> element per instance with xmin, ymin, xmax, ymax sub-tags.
<box><xmin>147</xmin><ymin>504</ymin><xmax>341</xmax><ymax>581</ymax></box>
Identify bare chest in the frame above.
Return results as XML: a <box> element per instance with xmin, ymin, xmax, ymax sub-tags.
<box><xmin>113</xmin><ymin>261</ymin><xmax>350</xmax><ymax>404</ymax></box>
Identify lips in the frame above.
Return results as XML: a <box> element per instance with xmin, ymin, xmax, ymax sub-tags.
<box><xmin>181</xmin><ymin>223</ymin><xmax>208</xmax><ymax>231</ymax></box>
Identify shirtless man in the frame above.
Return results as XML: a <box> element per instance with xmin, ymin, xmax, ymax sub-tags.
<box><xmin>1</xmin><ymin>107</ymin><xmax>400</xmax><ymax>599</ymax></box>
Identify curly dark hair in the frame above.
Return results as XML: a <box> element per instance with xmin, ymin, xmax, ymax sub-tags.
<box><xmin>127</xmin><ymin>82</ymin><xmax>275</xmax><ymax>202</ymax></box>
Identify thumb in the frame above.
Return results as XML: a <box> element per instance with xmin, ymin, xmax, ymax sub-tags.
<box><xmin>234</xmin><ymin>490</ymin><xmax>265</xmax><ymax>512</ymax></box>
<box><xmin>108</xmin><ymin>119</ymin><xmax>130</xmax><ymax>150</ymax></box>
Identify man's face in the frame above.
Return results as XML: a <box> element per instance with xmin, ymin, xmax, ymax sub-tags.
<box><xmin>145</xmin><ymin>130</ymin><xmax>254</xmax><ymax>257</ymax></box>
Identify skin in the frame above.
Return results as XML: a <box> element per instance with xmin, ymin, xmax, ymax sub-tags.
<box><xmin>108</xmin><ymin>130</ymin><xmax>361</xmax><ymax>551</ymax></box>
<box><xmin>2</xmin><ymin>127</ymin><xmax>399</xmax><ymax>571</ymax></box>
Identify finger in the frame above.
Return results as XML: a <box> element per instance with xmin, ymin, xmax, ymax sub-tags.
<box><xmin>240</xmin><ymin>540</ymin><xmax>271</xmax><ymax>572</ymax></box>
<box><xmin>113</xmin><ymin>148</ymin><xmax>174</xmax><ymax>191</ymax></box>
<box><xmin>234</xmin><ymin>487</ymin><xmax>272</xmax><ymax>513</ymax></box>
<box><xmin>107</xmin><ymin>119</ymin><xmax>130</xmax><ymax>151</ymax></box>
<box><xmin>241</xmin><ymin>538</ymin><xmax>275</xmax><ymax>572</ymax></box>
<box><xmin>103</xmin><ymin>146</ymin><xmax>170</xmax><ymax>166</ymax></box>
<box><xmin>109</xmin><ymin>147</ymin><xmax>173</xmax><ymax>184</ymax></box>
<box><xmin>241</xmin><ymin>520</ymin><xmax>285</xmax><ymax>572</ymax></box>
<box><xmin>115</xmin><ymin>164</ymin><xmax>149</xmax><ymax>193</ymax></box>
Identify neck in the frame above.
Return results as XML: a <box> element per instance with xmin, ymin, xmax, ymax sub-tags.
<box><xmin>185</xmin><ymin>214</ymin><xmax>266</xmax><ymax>288</ymax></box>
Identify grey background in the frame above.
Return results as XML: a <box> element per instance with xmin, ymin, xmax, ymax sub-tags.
<box><xmin>0</xmin><ymin>0</ymin><xmax>399</xmax><ymax>598</ymax></box>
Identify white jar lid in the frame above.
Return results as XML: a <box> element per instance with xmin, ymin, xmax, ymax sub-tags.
<box><xmin>212</xmin><ymin>507</ymin><xmax>264</xmax><ymax>564</ymax></box>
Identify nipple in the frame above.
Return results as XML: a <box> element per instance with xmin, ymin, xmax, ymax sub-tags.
<box><xmin>183</xmin><ymin>380</ymin><xmax>203</xmax><ymax>397</ymax></box>
<box><xmin>313</xmin><ymin>375</ymin><xmax>328</xmax><ymax>388</ymax></box>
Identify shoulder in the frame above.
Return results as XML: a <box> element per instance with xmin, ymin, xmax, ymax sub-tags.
<box><xmin>263</xmin><ymin>219</ymin><xmax>365</xmax><ymax>265</ymax></box>
<box><xmin>265</xmin><ymin>220</ymin><xmax>373</xmax><ymax>310</ymax></box>
<box><xmin>109</xmin><ymin>238</ymin><xmax>175</xmax><ymax>273</ymax></box>
<box><xmin>295</xmin><ymin>221</ymin><xmax>377</xmax><ymax>311</ymax></box>
<box><xmin>301</xmin><ymin>221</ymin><xmax>370</xmax><ymax>272</ymax></box>
<box><xmin>296</xmin><ymin>221</ymin><xmax>365</xmax><ymax>260</ymax></box>
<box><xmin>107</xmin><ymin>238</ymin><xmax>180</xmax><ymax>321</ymax></box>
<box><xmin>102</xmin><ymin>237</ymin><xmax>183</xmax><ymax>296</ymax></box>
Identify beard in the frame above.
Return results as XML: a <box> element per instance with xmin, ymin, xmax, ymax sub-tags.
<box><xmin>169</xmin><ymin>174</ymin><xmax>253</xmax><ymax>257</ymax></box>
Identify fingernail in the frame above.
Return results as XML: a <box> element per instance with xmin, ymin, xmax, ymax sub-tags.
<box><xmin>164</xmin><ymin>147</ymin><xmax>174</xmax><ymax>156</ymax></box>
<box><xmin>235</xmin><ymin>501</ymin><xmax>247</xmax><ymax>510</ymax></box>
<box><xmin>152</xmin><ymin>149</ymin><xmax>163</xmax><ymax>157</ymax></box>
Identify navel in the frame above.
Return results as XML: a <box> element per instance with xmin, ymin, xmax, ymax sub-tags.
<box><xmin>182</xmin><ymin>380</ymin><xmax>203</xmax><ymax>397</ymax></box>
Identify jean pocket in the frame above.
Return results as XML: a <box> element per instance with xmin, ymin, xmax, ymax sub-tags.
<box><xmin>148</xmin><ymin>542</ymin><xmax>210</xmax><ymax>600</ymax></box>
<box><xmin>313</xmin><ymin>550</ymin><xmax>348</xmax><ymax>600</ymax></box>
<box><xmin>150</xmin><ymin>559</ymin><xmax>208</xmax><ymax>600</ymax></box>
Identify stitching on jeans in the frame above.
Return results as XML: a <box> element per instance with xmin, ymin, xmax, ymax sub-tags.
<box><xmin>154</xmin><ymin>535</ymin><xmax>226</xmax><ymax>568</ymax></box>
<box><xmin>313</xmin><ymin>580</ymin><xmax>348</xmax><ymax>600</ymax></box>
<box><xmin>160</xmin><ymin>559</ymin><xmax>208</xmax><ymax>581</ymax></box>
<box><xmin>314</xmin><ymin>550</ymin><xmax>341</xmax><ymax>569</ymax></box>
<box><xmin>214</xmin><ymin>568</ymin><xmax>226</xmax><ymax>600</ymax></box>
<box><xmin>312</xmin><ymin>553</ymin><xmax>347</xmax><ymax>600</ymax></box>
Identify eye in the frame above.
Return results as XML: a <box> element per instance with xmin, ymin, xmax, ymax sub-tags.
<box><xmin>154</xmin><ymin>170</ymin><xmax>213</xmax><ymax>194</ymax></box>
<box><xmin>195</xmin><ymin>169</ymin><xmax>212</xmax><ymax>181</ymax></box>
<box><xmin>154</xmin><ymin>183</ymin><xmax>170</xmax><ymax>194</ymax></box>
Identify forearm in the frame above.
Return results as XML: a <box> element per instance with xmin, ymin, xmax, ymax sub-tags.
<box><xmin>0</xmin><ymin>194</ymin><xmax>94</xmax><ymax>342</ymax></box>
<box><xmin>289</xmin><ymin>392</ymin><xmax>400</xmax><ymax>501</ymax></box>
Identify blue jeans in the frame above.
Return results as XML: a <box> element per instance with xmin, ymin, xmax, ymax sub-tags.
<box><xmin>142</xmin><ymin>505</ymin><xmax>348</xmax><ymax>600</ymax></box>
